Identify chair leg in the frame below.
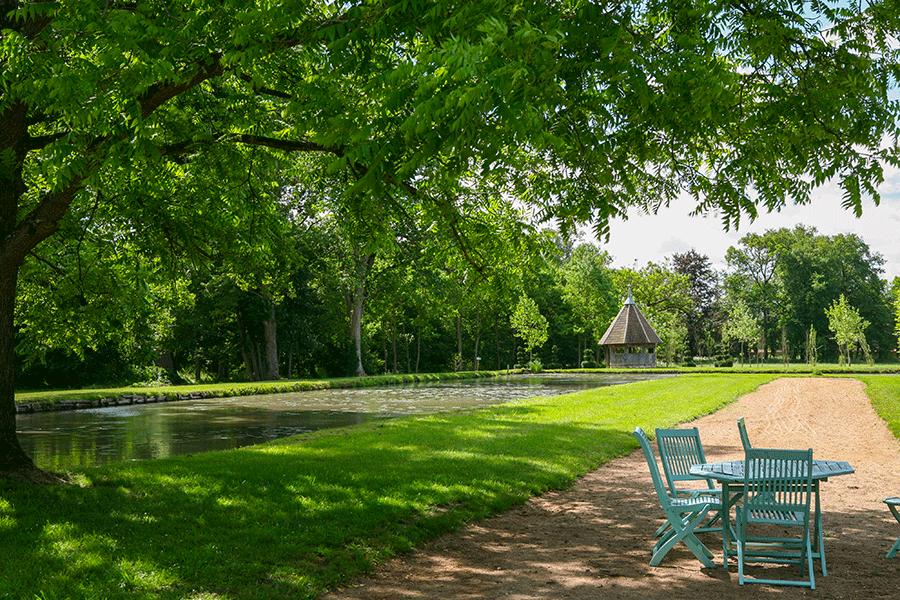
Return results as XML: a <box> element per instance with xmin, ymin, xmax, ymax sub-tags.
<box><xmin>806</xmin><ymin>529</ymin><xmax>816</xmax><ymax>589</ymax></box>
<box><xmin>888</xmin><ymin>537</ymin><xmax>900</xmax><ymax>559</ymax></box>
<box><xmin>886</xmin><ymin>500</ymin><xmax>900</xmax><ymax>558</ymax></box>
<box><xmin>735</xmin><ymin>507</ymin><xmax>814</xmax><ymax>589</ymax></box>
<box><xmin>651</xmin><ymin>507</ymin><xmax>715</xmax><ymax>568</ymax></box>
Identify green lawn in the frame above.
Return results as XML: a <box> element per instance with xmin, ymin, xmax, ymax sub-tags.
<box><xmin>857</xmin><ymin>374</ymin><xmax>900</xmax><ymax>439</ymax></box>
<box><xmin>2</xmin><ymin>373</ymin><xmax>898</xmax><ymax>599</ymax></box>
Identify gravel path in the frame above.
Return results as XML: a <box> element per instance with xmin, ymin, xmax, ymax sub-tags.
<box><xmin>326</xmin><ymin>377</ymin><xmax>900</xmax><ymax>599</ymax></box>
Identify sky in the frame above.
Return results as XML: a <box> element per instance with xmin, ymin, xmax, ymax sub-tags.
<box><xmin>592</xmin><ymin>167</ymin><xmax>900</xmax><ymax>282</ymax></box>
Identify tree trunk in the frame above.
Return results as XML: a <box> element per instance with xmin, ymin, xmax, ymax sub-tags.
<box><xmin>350</xmin><ymin>289</ymin><xmax>366</xmax><ymax>377</ymax></box>
<box><xmin>251</xmin><ymin>342</ymin><xmax>263</xmax><ymax>380</ymax></box>
<box><xmin>456</xmin><ymin>312</ymin><xmax>463</xmax><ymax>371</ymax></box>
<box><xmin>495</xmin><ymin>319</ymin><xmax>501</xmax><ymax>370</ymax></box>
<box><xmin>0</xmin><ymin>265</ymin><xmax>35</xmax><ymax>474</ymax></box>
<box><xmin>349</xmin><ymin>251</ymin><xmax>374</xmax><ymax>378</ymax></box>
<box><xmin>404</xmin><ymin>324</ymin><xmax>410</xmax><ymax>374</ymax></box>
<box><xmin>415</xmin><ymin>328</ymin><xmax>421</xmax><ymax>374</ymax></box>
<box><xmin>472</xmin><ymin>304</ymin><xmax>481</xmax><ymax>371</ymax></box>
<box><xmin>391</xmin><ymin>321</ymin><xmax>398</xmax><ymax>374</ymax></box>
<box><xmin>237</xmin><ymin>312</ymin><xmax>256</xmax><ymax>380</ymax></box>
<box><xmin>286</xmin><ymin>342</ymin><xmax>293</xmax><ymax>379</ymax></box>
<box><xmin>262</xmin><ymin>301</ymin><xmax>279</xmax><ymax>380</ymax></box>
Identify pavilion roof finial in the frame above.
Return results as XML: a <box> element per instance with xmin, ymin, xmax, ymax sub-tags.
<box><xmin>625</xmin><ymin>283</ymin><xmax>635</xmax><ymax>305</ymax></box>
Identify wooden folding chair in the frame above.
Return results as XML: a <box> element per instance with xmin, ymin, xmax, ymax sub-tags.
<box><xmin>735</xmin><ymin>447</ymin><xmax>815</xmax><ymax>589</ymax></box>
<box><xmin>632</xmin><ymin>427</ymin><xmax>719</xmax><ymax>568</ymax></box>
<box><xmin>655</xmin><ymin>427</ymin><xmax>723</xmax><ymax>535</ymax></box>
<box><xmin>738</xmin><ymin>417</ymin><xmax>828</xmax><ymax>575</ymax></box>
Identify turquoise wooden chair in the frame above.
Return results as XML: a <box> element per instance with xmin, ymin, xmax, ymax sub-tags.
<box><xmin>737</xmin><ymin>416</ymin><xmax>752</xmax><ymax>451</ymax></box>
<box><xmin>885</xmin><ymin>498</ymin><xmax>900</xmax><ymax>558</ymax></box>
<box><xmin>632</xmin><ymin>427</ymin><xmax>718</xmax><ymax>568</ymax></box>
<box><xmin>738</xmin><ymin>417</ymin><xmax>828</xmax><ymax>575</ymax></box>
<box><xmin>735</xmin><ymin>447</ymin><xmax>815</xmax><ymax>589</ymax></box>
<box><xmin>655</xmin><ymin>427</ymin><xmax>723</xmax><ymax>534</ymax></box>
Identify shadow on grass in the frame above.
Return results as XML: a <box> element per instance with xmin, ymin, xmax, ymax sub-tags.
<box><xmin>0</xmin><ymin>405</ymin><xmax>636</xmax><ymax>600</ymax></box>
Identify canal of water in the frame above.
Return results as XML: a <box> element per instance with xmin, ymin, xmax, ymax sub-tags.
<box><xmin>17</xmin><ymin>372</ymin><xmax>672</xmax><ymax>469</ymax></box>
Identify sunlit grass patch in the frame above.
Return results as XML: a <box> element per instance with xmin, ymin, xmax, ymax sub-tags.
<box><xmin>857</xmin><ymin>374</ymin><xmax>900</xmax><ymax>437</ymax></box>
<box><xmin>1</xmin><ymin>373</ymin><xmax>779</xmax><ymax>599</ymax></box>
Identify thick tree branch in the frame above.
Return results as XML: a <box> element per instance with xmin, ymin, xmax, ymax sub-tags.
<box><xmin>25</xmin><ymin>132</ymin><xmax>67</xmax><ymax>151</ymax></box>
<box><xmin>237</xmin><ymin>135</ymin><xmax>341</xmax><ymax>155</ymax></box>
<box><xmin>138</xmin><ymin>57</ymin><xmax>226</xmax><ymax>120</ymax></box>
<box><xmin>159</xmin><ymin>133</ymin><xmax>344</xmax><ymax>157</ymax></box>
<box><xmin>238</xmin><ymin>74</ymin><xmax>293</xmax><ymax>100</ymax></box>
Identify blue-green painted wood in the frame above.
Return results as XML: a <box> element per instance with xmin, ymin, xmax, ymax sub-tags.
<box><xmin>735</xmin><ymin>448</ymin><xmax>815</xmax><ymax>589</ymax></box>
<box><xmin>632</xmin><ymin>427</ymin><xmax>719</xmax><ymax>569</ymax></box>
<box><xmin>885</xmin><ymin>497</ymin><xmax>900</xmax><ymax>559</ymax></box>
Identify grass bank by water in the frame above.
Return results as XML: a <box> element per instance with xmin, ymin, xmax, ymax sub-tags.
<box><xmin>13</xmin><ymin>371</ymin><xmax>499</xmax><ymax>409</ymax></box>
<box><xmin>2</xmin><ymin>373</ymin><xmax>898</xmax><ymax>599</ymax></box>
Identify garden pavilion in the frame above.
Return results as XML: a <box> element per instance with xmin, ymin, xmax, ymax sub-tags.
<box><xmin>598</xmin><ymin>287</ymin><xmax>662</xmax><ymax>367</ymax></box>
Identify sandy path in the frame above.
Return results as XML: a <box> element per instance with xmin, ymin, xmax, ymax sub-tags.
<box><xmin>325</xmin><ymin>377</ymin><xmax>900</xmax><ymax>599</ymax></box>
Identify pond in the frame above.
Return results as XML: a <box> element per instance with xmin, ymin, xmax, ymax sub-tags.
<box><xmin>17</xmin><ymin>372</ymin><xmax>672</xmax><ymax>470</ymax></box>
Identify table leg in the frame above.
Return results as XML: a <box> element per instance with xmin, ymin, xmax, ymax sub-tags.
<box><xmin>719</xmin><ymin>482</ymin><xmax>744</xmax><ymax>569</ymax></box>
<box><xmin>722</xmin><ymin>482</ymin><xmax>733</xmax><ymax>569</ymax></box>
<box><xmin>813</xmin><ymin>482</ymin><xmax>826</xmax><ymax>576</ymax></box>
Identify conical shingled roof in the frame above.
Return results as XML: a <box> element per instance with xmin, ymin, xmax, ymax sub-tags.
<box><xmin>598</xmin><ymin>289</ymin><xmax>662</xmax><ymax>346</ymax></box>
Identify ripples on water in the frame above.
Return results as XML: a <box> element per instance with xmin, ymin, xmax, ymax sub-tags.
<box><xmin>17</xmin><ymin>372</ymin><xmax>672</xmax><ymax>469</ymax></box>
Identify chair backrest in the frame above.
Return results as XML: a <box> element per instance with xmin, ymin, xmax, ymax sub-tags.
<box><xmin>655</xmin><ymin>427</ymin><xmax>717</xmax><ymax>497</ymax></box>
<box><xmin>633</xmin><ymin>427</ymin><xmax>674</xmax><ymax>507</ymax></box>
<box><xmin>742</xmin><ymin>447</ymin><xmax>813</xmax><ymax>518</ymax></box>
<box><xmin>737</xmin><ymin>417</ymin><xmax>752</xmax><ymax>451</ymax></box>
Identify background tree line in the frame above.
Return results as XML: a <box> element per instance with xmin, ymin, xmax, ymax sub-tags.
<box><xmin>16</xmin><ymin>212</ymin><xmax>899</xmax><ymax>389</ymax></box>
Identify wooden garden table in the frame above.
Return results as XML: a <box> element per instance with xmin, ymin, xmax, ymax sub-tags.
<box><xmin>690</xmin><ymin>459</ymin><xmax>854</xmax><ymax>574</ymax></box>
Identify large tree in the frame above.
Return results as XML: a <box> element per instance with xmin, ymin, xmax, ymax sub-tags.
<box><xmin>670</xmin><ymin>250</ymin><xmax>719</xmax><ymax>359</ymax></box>
<box><xmin>2</xmin><ymin>1</ymin><xmax>898</xmax><ymax>478</ymax></box>
<box><xmin>559</xmin><ymin>244</ymin><xmax>618</xmax><ymax>355</ymax></box>
<box><xmin>725</xmin><ymin>232</ymin><xmax>786</xmax><ymax>358</ymax></box>
<box><xmin>724</xmin><ymin>226</ymin><xmax>894</xmax><ymax>361</ymax></box>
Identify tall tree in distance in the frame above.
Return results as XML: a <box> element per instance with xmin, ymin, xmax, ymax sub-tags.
<box><xmin>825</xmin><ymin>294</ymin><xmax>871</xmax><ymax>366</ymax></box>
<box><xmin>724</xmin><ymin>299</ymin><xmax>760</xmax><ymax>366</ymax></box>
<box><xmin>670</xmin><ymin>250</ymin><xmax>719</xmax><ymax>360</ymax></box>
<box><xmin>510</xmin><ymin>296</ymin><xmax>549</xmax><ymax>363</ymax></box>
<box><xmin>559</xmin><ymin>244</ymin><xmax>618</xmax><ymax>361</ymax></box>
<box><xmin>725</xmin><ymin>232</ymin><xmax>786</xmax><ymax>359</ymax></box>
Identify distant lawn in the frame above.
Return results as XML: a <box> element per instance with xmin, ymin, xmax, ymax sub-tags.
<box><xmin>1</xmin><ymin>373</ymin><xmax>775</xmax><ymax>600</ymax></box>
<box><xmin>857</xmin><ymin>374</ymin><xmax>900</xmax><ymax>439</ymax></box>
<box><xmin>15</xmin><ymin>363</ymin><xmax>900</xmax><ymax>408</ymax></box>
<box><xmin>13</xmin><ymin>371</ymin><xmax>498</xmax><ymax>406</ymax></box>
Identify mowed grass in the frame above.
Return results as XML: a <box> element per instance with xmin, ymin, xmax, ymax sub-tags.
<box><xmin>857</xmin><ymin>374</ymin><xmax>900</xmax><ymax>438</ymax></box>
<box><xmin>0</xmin><ymin>373</ymin><xmax>794</xmax><ymax>600</ymax></box>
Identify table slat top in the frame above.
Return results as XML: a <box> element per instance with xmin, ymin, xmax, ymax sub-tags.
<box><xmin>690</xmin><ymin>459</ymin><xmax>854</xmax><ymax>483</ymax></box>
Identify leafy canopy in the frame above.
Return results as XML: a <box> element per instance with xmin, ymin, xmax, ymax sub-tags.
<box><xmin>3</xmin><ymin>0</ymin><xmax>899</xmax><ymax>250</ymax></box>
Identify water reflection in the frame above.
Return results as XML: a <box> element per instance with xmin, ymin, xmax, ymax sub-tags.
<box><xmin>17</xmin><ymin>372</ymin><xmax>671</xmax><ymax>469</ymax></box>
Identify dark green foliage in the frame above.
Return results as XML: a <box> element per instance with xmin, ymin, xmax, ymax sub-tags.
<box><xmin>15</xmin><ymin>346</ymin><xmax>138</xmax><ymax>390</ymax></box>
<box><xmin>726</xmin><ymin>227</ymin><xmax>896</xmax><ymax>363</ymax></box>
